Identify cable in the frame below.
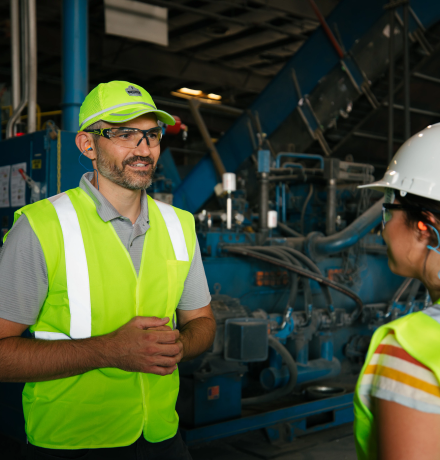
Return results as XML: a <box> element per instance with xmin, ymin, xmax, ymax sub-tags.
<box><xmin>277</xmin><ymin>221</ymin><xmax>304</xmax><ymax>237</ymax></box>
<box><xmin>252</xmin><ymin>247</ymin><xmax>299</xmax><ymax>311</ymax></box>
<box><xmin>280</xmin><ymin>247</ymin><xmax>334</xmax><ymax>311</ymax></box>
<box><xmin>224</xmin><ymin>246</ymin><xmax>363</xmax><ymax>320</ymax></box>
<box><xmin>300</xmin><ymin>184</ymin><xmax>314</xmax><ymax>235</ymax></box>
<box><xmin>258</xmin><ymin>246</ymin><xmax>313</xmax><ymax>324</ymax></box>
<box><xmin>241</xmin><ymin>336</ymin><xmax>298</xmax><ymax>407</ymax></box>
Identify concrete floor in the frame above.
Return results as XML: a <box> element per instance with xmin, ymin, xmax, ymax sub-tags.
<box><xmin>189</xmin><ymin>423</ymin><xmax>356</xmax><ymax>460</ymax></box>
<box><xmin>0</xmin><ymin>424</ymin><xmax>357</xmax><ymax>460</ymax></box>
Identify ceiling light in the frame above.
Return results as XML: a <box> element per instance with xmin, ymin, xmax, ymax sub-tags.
<box><xmin>207</xmin><ymin>93</ymin><xmax>222</xmax><ymax>101</ymax></box>
<box><xmin>178</xmin><ymin>87</ymin><xmax>203</xmax><ymax>96</ymax></box>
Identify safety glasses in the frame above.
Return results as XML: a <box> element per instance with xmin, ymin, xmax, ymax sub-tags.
<box><xmin>83</xmin><ymin>127</ymin><xmax>163</xmax><ymax>149</ymax></box>
<box><xmin>382</xmin><ymin>203</ymin><xmax>440</xmax><ymax>229</ymax></box>
<box><xmin>382</xmin><ymin>203</ymin><xmax>410</xmax><ymax>229</ymax></box>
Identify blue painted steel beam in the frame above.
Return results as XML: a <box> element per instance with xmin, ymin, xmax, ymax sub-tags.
<box><xmin>180</xmin><ymin>393</ymin><xmax>354</xmax><ymax>446</ymax></box>
<box><xmin>173</xmin><ymin>0</ymin><xmax>440</xmax><ymax>213</ymax></box>
<box><xmin>62</xmin><ymin>0</ymin><xmax>88</xmax><ymax>132</ymax></box>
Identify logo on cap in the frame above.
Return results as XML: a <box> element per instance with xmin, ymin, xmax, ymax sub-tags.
<box><xmin>125</xmin><ymin>85</ymin><xmax>142</xmax><ymax>97</ymax></box>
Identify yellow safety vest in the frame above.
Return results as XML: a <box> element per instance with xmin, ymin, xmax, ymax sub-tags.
<box><xmin>6</xmin><ymin>188</ymin><xmax>196</xmax><ymax>449</ymax></box>
<box><xmin>353</xmin><ymin>303</ymin><xmax>440</xmax><ymax>460</ymax></box>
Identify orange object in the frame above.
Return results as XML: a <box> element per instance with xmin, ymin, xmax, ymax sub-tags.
<box><xmin>418</xmin><ymin>221</ymin><xmax>428</xmax><ymax>231</ymax></box>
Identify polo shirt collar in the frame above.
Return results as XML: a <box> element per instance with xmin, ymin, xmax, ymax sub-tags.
<box><xmin>79</xmin><ymin>172</ymin><xmax>149</xmax><ymax>225</ymax></box>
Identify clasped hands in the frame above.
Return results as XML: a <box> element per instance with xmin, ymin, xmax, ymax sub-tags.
<box><xmin>109</xmin><ymin>316</ymin><xmax>184</xmax><ymax>376</ymax></box>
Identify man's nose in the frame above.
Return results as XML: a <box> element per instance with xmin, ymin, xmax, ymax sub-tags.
<box><xmin>135</xmin><ymin>135</ymin><xmax>152</xmax><ymax>155</ymax></box>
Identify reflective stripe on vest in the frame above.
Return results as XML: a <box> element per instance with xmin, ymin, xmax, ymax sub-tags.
<box><xmin>154</xmin><ymin>200</ymin><xmax>189</xmax><ymax>262</ymax></box>
<box><xmin>35</xmin><ymin>194</ymin><xmax>188</xmax><ymax>340</ymax></box>
<box><xmin>422</xmin><ymin>305</ymin><xmax>440</xmax><ymax>325</ymax></box>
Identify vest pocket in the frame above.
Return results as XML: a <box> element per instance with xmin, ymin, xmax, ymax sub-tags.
<box><xmin>166</xmin><ymin>260</ymin><xmax>191</xmax><ymax>324</ymax></box>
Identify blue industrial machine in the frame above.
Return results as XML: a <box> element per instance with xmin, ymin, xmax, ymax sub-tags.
<box><xmin>1</xmin><ymin>0</ymin><xmax>439</xmax><ymax>451</ymax></box>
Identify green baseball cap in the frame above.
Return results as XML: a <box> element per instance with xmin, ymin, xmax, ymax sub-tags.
<box><xmin>78</xmin><ymin>81</ymin><xmax>176</xmax><ymax>131</ymax></box>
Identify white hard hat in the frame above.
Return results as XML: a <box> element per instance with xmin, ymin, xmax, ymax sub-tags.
<box><xmin>359</xmin><ymin>123</ymin><xmax>440</xmax><ymax>200</ymax></box>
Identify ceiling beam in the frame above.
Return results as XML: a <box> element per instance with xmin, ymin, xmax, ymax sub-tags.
<box><xmin>96</xmin><ymin>37</ymin><xmax>270</xmax><ymax>93</ymax></box>
<box><xmin>33</xmin><ymin>27</ymin><xmax>270</xmax><ymax>93</ymax></box>
<box><xmin>148</xmin><ymin>0</ymin><xmax>308</xmax><ymax>40</ymax></box>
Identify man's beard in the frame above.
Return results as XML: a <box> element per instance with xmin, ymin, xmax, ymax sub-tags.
<box><xmin>95</xmin><ymin>147</ymin><xmax>156</xmax><ymax>191</ymax></box>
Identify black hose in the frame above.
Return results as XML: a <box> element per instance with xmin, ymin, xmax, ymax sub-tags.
<box><xmin>252</xmin><ymin>247</ymin><xmax>299</xmax><ymax>310</ymax></box>
<box><xmin>280</xmin><ymin>247</ymin><xmax>334</xmax><ymax>310</ymax></box>
<box><xmin>300</xmin><ymin>183</ymin><xmax>314</xmax><ymax>235</ymax></box>
<box><xmin>241</xmin><ymin>336</ymin><xmax>298</xmax><ymax>406</ymax></box>
<box><xmin>224</xmin><ymin>246</ymin><xmax>363</xmax><ymax>320</ymax></box>
<box><xmin>278</xmin><ymin>222</ymin><xmax>304</xmax><ymax>238</ymax></box>
<box><xmin>253</xmin><ymin>247</ymin><xmax>313</xmax><ymax>322</ymax></box>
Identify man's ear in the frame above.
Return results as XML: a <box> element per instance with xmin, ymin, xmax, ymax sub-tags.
<box><xmin>75</xmin><ymin>132</ymin><xmax>96</xmax><ymax>161</ymax></box>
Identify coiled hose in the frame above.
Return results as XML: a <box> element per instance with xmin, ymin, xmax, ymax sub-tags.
<box><xmin>280</xmin><ymin>247</ymin><xmax>334</xmax><ymax>316</ymax></box>
<box><xmin>224</xmin><ymin>246</ymin><xmax>363</xmax><ymax>321</ymax></box>
<box><xmin>253</xmin><ymin>246</ymin><xmax>313</xmax><ymax>324</ymax></box>
<box><xmin>242</xmin><ymin>336</ymin><xmax>298</xmax><ymax>407</ymax></box>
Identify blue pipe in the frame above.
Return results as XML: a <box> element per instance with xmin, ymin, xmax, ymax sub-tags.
<box><xmin>276</xmin><ymin>162</ymin><xmax>304</xmax><ymax>222</ymax></box>
<box><xmin>282</xmin><ymin>162</ymin><xmax>304</xmax><ymax>170</ymax></box>
<box><xmin>275</xmin><ymin>153</ymin><xmax>324</xmax><ymax>169</ymax></box>
<box><xmin>62</xmin><ymin>0</ymin><xmax>88</xmax><ymax>132</ymax></box>
<box><xmin>308</xmin><ymin>199</ymin><xmax>382</xmax><ymax>256</ymax></box>
<box><xmin>282</xmin><ymin>184</ymin><xmax>286</xmax><ymax>222</ymax></box>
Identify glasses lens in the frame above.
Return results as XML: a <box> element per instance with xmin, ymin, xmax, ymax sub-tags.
<box><xmin>109</xmin><ymin>128</ymin><xmax>162</xmax><ymax>148</ymax></box>
<box><xmin>145</xmin><ymin>128</ymin><xmax>163</xmax><ymax>147</ymax></box>
<box><xmin>382</xmin><ymin>206</ymin><xmax>392</xmax><ymax>228</ymax></box>
<box><xmin>110</xmin><ymin>128</ymin><xmax>143</xmax><ymax>148</ymax></box>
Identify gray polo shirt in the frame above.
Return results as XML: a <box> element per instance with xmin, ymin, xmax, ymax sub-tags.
<box><xmin>0</xmin><ymin>172</ymin><xmax>211</xmax><ymax>325</ymax></box>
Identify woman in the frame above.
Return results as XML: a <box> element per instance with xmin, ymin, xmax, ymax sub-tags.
<box><xmin>354</xmin><ymin>123</ymin><xmax>440</xmax><ymax>460</ymax></box>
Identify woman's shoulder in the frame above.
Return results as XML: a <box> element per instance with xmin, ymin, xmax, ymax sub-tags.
<box><xmin>358</xmin><ymin>332</ymin><xmax>440</xmax><ymax>414</ymax></box>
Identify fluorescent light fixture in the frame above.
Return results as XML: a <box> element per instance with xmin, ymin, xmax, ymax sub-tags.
<box><xmin>207</xmin><ymin>93</ymin><xmax>222</xmax><ymax>100</ymax></box>
<box><xmin>171</xmin><ymin>91</ymin><xmax>222</xmax><ymax>104</ymax></box>
<box><xmin>178</xmin><ymin>88</ymin><xmax>203</xmax><ymax>96</ymax></box>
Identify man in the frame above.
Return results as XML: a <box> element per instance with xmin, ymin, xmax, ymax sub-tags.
<box><xmin>0</xmin><ymin>81</ymin><xmax>216</xmax><ymax>459</ymax></box>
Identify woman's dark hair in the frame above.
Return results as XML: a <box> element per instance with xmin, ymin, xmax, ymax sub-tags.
<box><xmin>398</xmin><ymin>192</ymin><xmax>440</xmax><ymax>246</ymax></box>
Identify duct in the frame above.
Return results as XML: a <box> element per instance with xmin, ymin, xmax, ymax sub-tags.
<box><xmin>188</xmin><ymin>99</ymin><xmax>226</xmax><ymax>177</ymax></box>
<box><xmin>27</xmin><ymin>0</ymin><xmax>37</xmax><ymax>134</ymax></box>
<box><xmin>10</xmin><ymin>0</ymin><xmax>20</xmax><ymax>112</ymax></box>
<box><xmin>6</xmin><ymin>0</ymin><xmax>29</xmax><ymax>139</ymax></box>
<box><xmin>306</xmin><ymin>199</ymin><xmax>383</xmax><ymax>257</ymax></box>
<box><xmin>62</xmin><ymin>0</ymin><xmax>88</xmax><ymax>132</ymax></box>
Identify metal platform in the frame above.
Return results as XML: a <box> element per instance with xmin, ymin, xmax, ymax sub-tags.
<box><xmin>181</xmin><ymin>393</ymin><xmax>354</xmax><ymax>447</ymax></box>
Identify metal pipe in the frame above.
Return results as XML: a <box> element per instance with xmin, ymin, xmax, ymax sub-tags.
<box><xmin>388</xmin><ymin>6</ymin><xmax>395</xmax><ymax>163</ymax></box>
<box><xmin>276</xmin><ymin>152</ymin><xmax>324</xmax><ymax>169</ymax></box>
<box><xmin>226</xmin><ymin>194</ymin><xmax>232</xmax><ymax>230</ymax></box>
<box><xmin>242</xmin><ymin>336</ymin><xmax>298</xmax><ymax>406</ymax></box>
<box><xmin>403</xmin><ymin>3</ymin><xmax>411</xmax><ymax>139</ymax></box>
<box><xmin>6</xmin><ymin>0</ymin><xmax>29</xmax><ymax>139</ymax></box>
<box><xmin>326</xmin><ymin>178</ymin><xmax>337</xmax><ymax>235</ymax></box>
<box><xmin>282</xmin><ymin>183</ymin><xmax>286</xmax><ymax>222</ymax></box>
<box><xmin>307</xmin><ymin>0</ymin><xmax>344</xmax><ymax>58</ymax></box>
<box><xmin>310</xmin><ymin>199</ymin><xmax>383</xmax><ymax>256</ymax></box>
<box><xmin>27</xmin><ymin>0</ymin><xmax>37</xmax><ymax>133</ymax></box>
<box><xmin>386</xmin><ymin>103</ymin><xmax>440</xmax><ymax>118</ymax></box>
<box><xmin>10</xmin><ymin>0</ymin><xmax>20</xmax><ymax>112</ymax></box>
<box><xmin>259</xmin><ymin>172</ymin><xmax>269</xmax><ymax>231</ymax></box>
<box><xmin>188</xmin><ymin>99</ymin><xmax>226</xmax><ymax>177</ymax></box>
<box><xmin>413</xmin><ymin>72</ymin><xmax>440</xmax><ymax>85</ymax></box>
<box><xmin>62</xmin><ymin>0</ymin><xmax>88</xmax><ymax>132</ymax></box>
<box><xmin>354</xmin><ymin>130</ymin><xmax>405</xmax><ymax>144</ymax></box>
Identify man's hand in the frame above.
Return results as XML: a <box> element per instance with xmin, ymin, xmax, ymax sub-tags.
<box><xmin>106</xmin><ymin>316</ymin><xmax>183</xmax><ymax>376</ymax></box>
<box><xmin>0</xmin><ymin>316</ymin><xmax>185</xmax><ymax>383</ymax></box>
